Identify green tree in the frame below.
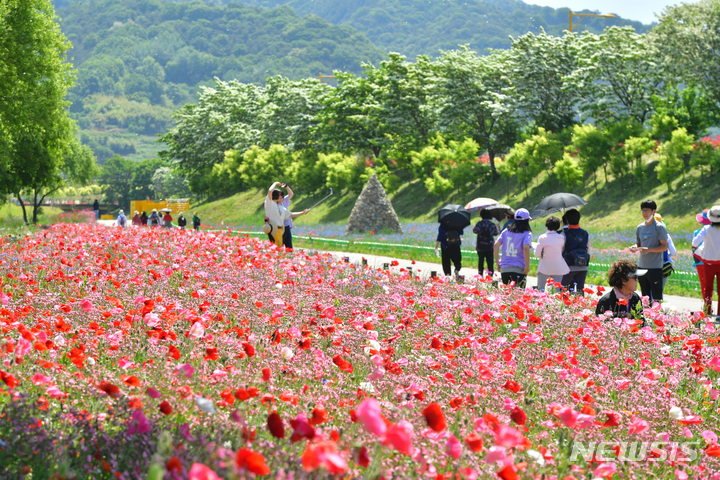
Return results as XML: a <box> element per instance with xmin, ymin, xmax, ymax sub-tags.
<box><xmin>152</xmin><ymin>166</ymin><xmax>191</xmax><ymax>199</ymax></box>
<box><xmin>98</xmin><ymin>155</ymin><xmax>135</xmax><ymax>211</ymax></box>
<box><xmin>691</xmin><ymin>137</ymin><xmax>720</xmax><ymax>183</ymax></box>
<box><xmin>132</xmin><ymin>158</ymin><xmax>165</xmax><ymax>200</ymax></box>
<box><xmin>237</xmin><ymin>145</ymin><xmax>292</xmax><ymax>188</ymax></box>
<box><xmin>0</xmin><ymin>0</ymin><xmax>97</xmax><ymax>224</ymax></box>
<box><xmin>567</xmin><ymin>124</ymin><xmax>613</xmax><ymax>192</ymax></box>
<box><xmin>507</xmin><ymin>30</ymin><xmax>579</xmax><ymax>133</ymax></box>
<box><xmin>553</xmin><ymin>154</ymin><xmax>583</xmax><ymax>190</ymax></box>
<box><xmin>657</xmin><ymin>128</ymin><xmax>693</xmax><ymax>192</ymax></box>
<box><xmin>504</xmin><ymin>128</ymin><xmax>563</xmax><ymax>193</ymax></box>
<box><xmin>566</xmin><ymin>27</ymin><xmax>664</xmax><ymax>125</ymax></box>
<box><xmin>652</xmin><ymin>1</ymin><xmax>720</xmax><ymax>112</ymax></box>
<box><xmin>363</xmin><ymin>53</ymin><xmax>437</xmax><ymax>160</ymax></box>
<box><xmin>315</xmin><ymin>71</ymin><xmax>388</xmax><ymax>158</ymax></box>
<box><xmin>651</xmin><ymin>85</ymin><xmax>718</xmax><ymax>139</ymax></box>
<box><xmin>624</xmin><ymin>136</ymin><xmax>656</xmax><ymax>185</ymax></box>
<box><xmin>433</xmin><ymin>46</ymin><xmax>519</xmax><ymax>178</ymax></box>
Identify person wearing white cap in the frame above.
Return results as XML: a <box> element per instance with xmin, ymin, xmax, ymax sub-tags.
<box><xmin>692</xmin><ymin>205</ymin><xmax>720</xmax><ymax>317</ymax></box>
<box><xmin>595</xmin><ymin>259</ymin><xmax>646</xmax><ymax>319</ymax></box>
<box><xmin>494</xmin><ymin>208</ymin><xmax>532</xmax><ymax>287</ymax></box>
<box><xmin>116</xmin><ymin>209</ymin><xmax>127</xmax><ymax>228</ymax></box>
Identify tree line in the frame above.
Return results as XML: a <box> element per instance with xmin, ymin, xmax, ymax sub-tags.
<box><xmin>161</xmin><ymin>5</ymin><xmax>720</xmax><ymax>201</ymax></box>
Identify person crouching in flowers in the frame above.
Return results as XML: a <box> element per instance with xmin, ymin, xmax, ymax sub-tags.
<box><xmin>595</xmin><ymin>259</ymin><xmax>646</xmax><ymax>319</ymax></box>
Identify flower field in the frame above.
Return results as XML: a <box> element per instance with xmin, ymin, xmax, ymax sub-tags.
<box><xmin>1</xmin><ymin>224</ymin><xmax>720</xmax><ymax>479</ymax></box>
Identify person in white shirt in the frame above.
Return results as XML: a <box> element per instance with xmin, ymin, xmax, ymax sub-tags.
<box><xmin>116</xmin><ymin>210</ymin><xmax>127</xmax><ymax>228</ymax></box>
<box><xmin>264</xmin><ymin>182</ymin><xmax>308</xmax><ymax>248</ymax></box>
<box><xmin>534</xmin><ymin>216</ymin><xmax>569</xmax><ymax>291</ymax></box>
<box><xmin>692</xmin><ymin>205</ymin><xmax>720</xmax><ymax>317</ymax></box>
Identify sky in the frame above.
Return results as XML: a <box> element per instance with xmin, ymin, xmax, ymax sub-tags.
<box><xmin>525</xmin><ymin>0</ymin><xmax>688</xmax><ymax>24</ymax></box>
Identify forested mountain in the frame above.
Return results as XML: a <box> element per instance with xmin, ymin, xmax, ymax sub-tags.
<box><xmin>205</xmin><ymin>0</ymin><xmax>650</xmax><ymax>57</ymax></box>
<box><xmin>54</xmin><ymin>0</ymin><xmax>385</xmax><ymax>161</ymax></box>
<box><xmin>52</xmin><ymin>0</ymin><xmax>650</xmax><ymax>162</ymax></box>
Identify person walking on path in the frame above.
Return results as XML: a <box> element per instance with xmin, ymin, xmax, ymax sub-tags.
<box><xmin>163</xmin><ymin>211</ymin><xmax>173</xmax><ymax>228</ymax></box>
<box><xmin>693</xmin><ymin>209</ymin><xmax>712</xmax><ymax>299</ymax></box>
<box><xmin>534</xmin><ymin>216</ymin><xmax>569</xmax><ymax>291</ymax></box>
<box><xmin>473</xmin><ymin>209</ymin><xmax>499</xmax><ymax>277</ymax></box>
<box><xmin>93</xmin><ymin>199</ymin><xmax>100</xmax><ymax>221</ymax></box>
<box><xmin>595</xmin><ymin>260</ymin><xmax>646</xmax><ymax>320</ymax></box>
<box><xmin>116</xmin><ymin>210</ymin><xmax>127</xmax><ymax>228</ymax></box>
<box><xmin>280</xmin><ymin>186</ymin><xmax>296</xmax><ymax>249</ymax></box>
<box><xmin>630</xmin><ymin>199</ymin><xmax>668</xmax><ymax>303</ymax></box>
<box><xmin>132</xmin><ymin>211</ymin><xmax>141</xmax><ymax>226</ymax></box>
<box><xmin>192</xmin><ymin>212</ymin><xmax>201</xmax><ymax>231</ymax></box>
<box><xmin>692</xmin><ymin>205</ymin><xmax>720</xmax><ymax>318</ymax></box>
<box><xmin>494</xmin><ymin>208</ymin><xmax>532</xmax><ymax>288</ymax></box>
<box><xmin>435</xmin><ymin>223</ymin><xmax>463</xmax><ymax>277</ymax></box>
<box><xmin>140</xmin><ymin>211</ymin><xmax>148</xmax><ymax>226</ymax></box>
<box><xmin>150</xmin><ymin>209</ymin><xmax>161</xmax><ymax>227</ymax></box>
<box><xmin>178</xmin><ymin>212</ymin><xmax>187</xmax><ymax>229</ymax></box>
<box><xmin>560</xmin><ymin>209</ymin><xmax>590</xmax><ymax>295</ymax></box>
<box><xmin>264</xmin><ymin>182</ymin><xmax>307</xmax><ymax>248</ymax></box>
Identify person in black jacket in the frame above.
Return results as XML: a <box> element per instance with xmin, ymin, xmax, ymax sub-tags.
<box><xmin>595</xmin><ymin>259</ymin><xmax>646</xmax><ymax>319</ymax></box>
<box><xmin>177</xmin><ymin>212</ymin><xmax>187</xmax><ymax>229</ymax></box>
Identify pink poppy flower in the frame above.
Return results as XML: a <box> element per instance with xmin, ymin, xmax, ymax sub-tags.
<box><xmin>355</xmin><ymin>398</ymin><xmax>386</xmax><ymax>437</ymax></box>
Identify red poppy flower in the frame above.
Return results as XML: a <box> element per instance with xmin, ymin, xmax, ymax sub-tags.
<box><xmin>159</xmin><ymin>400</ymin><xmax>173</xmax><ymax>415</ymax></box>
<box><xmin>502</xmin><ymin>380</ymin><xmax>521</xmax><ymax>393</ymax></box>
<box><xmin>510</xmin><ymin>407</ymin><xmax>527</xmax><ymax>425</ymax></box>
<box><xmin>267</xmin><ymin>411</ymin><xmax>285</xmax><ymax>439</ymax></box>
<box><xmin>310</xmin><ymin>406</ymin><xmax>329</xmax><ymax>426</ymax></box>
<box><xmin>236</xmin><ymin>448</ymin><xmax>270</xmax><ymax>475</ymax></box>
<box><xmin>356</xmin><ymin>446</ymin><xmax>370</xmax><ymax>467</ymax></box>
<box><xmin>166</xmin><ymin>456</ymin><xmax>182</xmax><ymax>474</ymax></box>
<box><xmin>465</xmin><ymin>432</ymin><xmax>483</xmax><ymax>452</ymax></box>
<box><xmin>706</xmin><ymin>444</ymin><xmax>720</xmax><ymax>457</ymax></box>
<box><xmin>205</xmin><ymin>347</ymin><xmax>219</xmax><ymax>361</ymax></box>
<box><xmin>262</xmin><ymin>368</ymin><xmax>271</xmax><ymax>381</ymax></box>
<box><xmin>98</xmin><ymin>381</ymin><xmax>120</xmax><ymax>398</ymax></box>
<box><xmin>332</xmin><ymin>355</ymin><xmax>353</xmax><ymax>373</ymax></box>
<box><xmin>497</xmin><ymin>465</ymin><xmax>518</xmax><ymax>480</ymax></box>
<box><xmin>422</xmin><ymin>403</ymin><xmax>446</xmax><ymax>432</ymax></box>
<box><xmin>121</xmin><ymin>375</ymin><xmax>141</xmax><ymax>387</ymax></box>
<box><xmin>242</xmin><ymin>342</ymin><xmax>255</xmax><ymax>357</ymax></box>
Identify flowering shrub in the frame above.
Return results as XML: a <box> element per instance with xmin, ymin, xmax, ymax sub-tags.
<box><xmin>0</xmin><ymin>224</ymin><xmax>719</xmax><ymax>479</ymax></box>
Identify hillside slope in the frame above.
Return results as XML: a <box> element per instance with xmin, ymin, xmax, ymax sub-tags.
<box><xmin>241</xmin><ymin>0</ymin><xmax>650</xmax><ymax>57</ymax></box>
<box><xmin>194</xmin><ymin>156</ymin><xmax>720</xmax><ymax>235</ymax></box>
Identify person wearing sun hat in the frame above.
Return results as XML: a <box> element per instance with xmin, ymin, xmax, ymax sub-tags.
<box><xmin>692</xmin><ymin>205</ymin><xmax>720</xmax><ymax>317</ymax></box>
<box><xmin>494</xmin><ymin>208</ymin><xmax>532</xmax><ymax>287</ymax></box>
<box><xmin>595</xmin><ymin>259</ymin><xmax>646</xmax><ymax>319</ymax></box>
<box><xmin>693</xmin><ymin>209</ymin><xmax>712</xmax><ymax>296</ymax></box>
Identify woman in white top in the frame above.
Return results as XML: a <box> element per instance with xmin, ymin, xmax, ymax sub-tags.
<box><xmin>692</xmin><ymin>205</ymin><xmax>720</xmax><ymax>317</ymax></box>
<box><xmin>534</xmin><ymin>216</ymin><xmax>569</xmax><ymax>291</ymax></box>
<box><xmin>264</xmin><ymin>182</ymin><xmax>308</xmax><ymax>248</ymax></box>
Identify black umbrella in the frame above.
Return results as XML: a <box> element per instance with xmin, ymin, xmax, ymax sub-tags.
<box><xmin>438</xmin><ymin>204</ymin><xmax>471</xmax><ymax>231</ymax></box>
<box><xmin>483</xmin><ymin>204</ymin><xmax>513</xmax><ymax>222</ymax></box>
<box><xmin>530</xmin><ymin>193</ymin><xmax>587</xmax><ymax>219</ymax></box>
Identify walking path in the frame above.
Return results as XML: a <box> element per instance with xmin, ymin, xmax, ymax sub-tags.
<box><xmin>95</xmin><ymin>220</ymin><xmax>704</xmax><ymax>313</ymax></box>
<box><xmin>314</xmin><ymin>250</ymin><xmax>705</xmax><ymax>314</ymax></box>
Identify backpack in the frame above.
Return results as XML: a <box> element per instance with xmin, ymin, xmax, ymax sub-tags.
<box><xmin>474</xmin><ymin>221</ymin><xmax>496</xmax><ymax>251</ymax></box>
<box><xmin>445</xmin><ymin>229</ymin><xmax>461</xmax><ymax>247</ymax></box>
<box><xmin>119</xmin><ymin>216</ymin><xmax>126</xmax><ymax>227</ymax></box>
<box><xmin>562</xmin><ymin>228</ymin><xmax>590</xmax><ymax>267</ymax></box>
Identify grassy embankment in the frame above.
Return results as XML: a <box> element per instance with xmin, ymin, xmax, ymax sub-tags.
<box><xmin>194</xmin><ymin>156</ymin><xmax>720</xmax><ymax>299</ymax></box>
<box><xmin>0</xmin><ymin>203</ymin><xmax>65</xmax><ymax>231</ymax></box>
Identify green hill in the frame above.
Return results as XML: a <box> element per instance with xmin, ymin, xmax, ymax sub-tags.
<box><xmin>238</xmin><ymin>0</ymin><xmax>650</xmax><ymax>57</ymax></box>
<box><xmin>55</xmin><ymin>0</ymin><xmax>385</xmax><ymax>162</ymax></box>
